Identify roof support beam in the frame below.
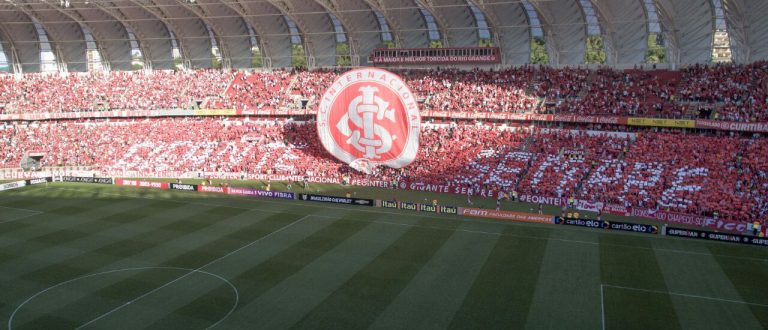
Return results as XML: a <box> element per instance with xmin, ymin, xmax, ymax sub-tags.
<box><xmin>0</xmin><ymin>23</ymin><xmax>23</xmax><ymax>73</ymax></box>
<box><xmin>126</xmin><ymin>0</ymin><xmax>192</xmax><ymax>68</ymax></box>
<box><xmin>174</xmin><ymin>1</ymin><xmax>233</xmax><ymax>69</ymax></box>
<box><xmin>362</xmin><ymin>0</ymin><xmax>405</xmax><ymax>47</ymax></box>
<box><xmin>652</xmin><ymin>0</ymin><xmax>681</xmax><ymax>67</ymax></box>
<box><xmin>414</xmin><ymin>0</ymin><xmax>452</xmax><ymax>46</ymax></box>
<box><xmin>263</xmin><ymin>0</ymin><xmax>316</xmax><ymax>68</ymax></box>
<box><xmin>217</xmin><ymin>0</ymin><xmax>273</xmax><ymax>66</ymax></box>
<box><xmin>90</xmin><ymin>2</ymin><xmax>153</xmax><ymax>69</ymax></box>
<box><xmin>313</xmin><ymin>0</ymin><xmax>360</xmax><ymax>65</ymax></box>
<box><xmin>38</xmin><ymin>2</ymin><xmax>114</xmax><ymax>71</ymax></box>
<box><xmin>470</xmin><ymin>0</ymin><xmax>505</xmax><ymax>60</ymax></box>
<box><xmin>9</xmin><ymin>4</ymin><xmax>67</xmax><ymax>71</ymax></box>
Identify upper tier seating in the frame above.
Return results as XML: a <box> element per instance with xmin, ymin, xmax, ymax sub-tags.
<box><xmin>2</xmin><ymin>62</ymin><xmax>766</xmax><ymax>122</ymax></box>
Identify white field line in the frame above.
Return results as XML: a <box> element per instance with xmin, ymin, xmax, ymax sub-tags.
<box><xmin>0</xmin><ymin>205</ymin><xmax>44</xmax><ymax>224</ymax></box>
<box><xmin>602</xmin><ymin>283</ymin><xmax>768</xmax><ymax>307</ymax></box>
<box><xmin>52</xmin><ymin>187</ymin><xmax>768</xmax><ymax>263</ymax></box>
<box><xmin>600</xmin><ymin>284</ymin><xmax>606</xmax><ymax>330</ymax></box>
<box><xmin>74</xmin><ymin>214</ymin><xmax>311</xmax><ymax>330</ymax></box>
<box><xmin>0</xmin><ymin>205</ymin><xmax>44</xmax><ymax>214</ymax></box>
<box><xmin>9</xmin><ymin>267</ymin><xmax>239</xmax><ymax>330</ymax></box>
<box><xmin>0</xmin><ymin>186</ymin><xmax>49</xmax><ymax>195</ymax></box>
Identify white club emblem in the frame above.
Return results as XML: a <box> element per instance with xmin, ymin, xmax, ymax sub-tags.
<box><xmin>317</xmin><ymin>68</ymin><xmax>421</xmax><ymax>169</ymax></box>
<box><xmin>336</xmin><ymin>86</ymin><xmax>396</xmax><ymax>159</ymax></box>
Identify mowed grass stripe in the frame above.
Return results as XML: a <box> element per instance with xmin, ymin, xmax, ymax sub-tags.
<box><xmin>7</xmin><ymin>204</ymin><xmax>251</xmax><ymax>312</ymax></box>
<box><xmin>138</xmin><ymin>213</ymin><xmax>373</xmax><ymax>329</ymax></box>
<box><xmin>447</xmin><ymin>226</ymin><xmax>550</xmax><ymax>329</ymax></box>
<box><xmin>712</xmin><ymin>251</ymin><xmax>768</xmax><ymax>327</ymax></box>
<box><xmin>70</xmin><ymin>271</ymin><xmax>236</xmax><ymax>330</ymax></box>
<box><xmin>370</xmin><ymin>230</ymin><xmax>499</xmax><ymax>329</ymax></box>
<box><xmin>9</xmin><ymin>204</ymin><xmax>234</xmax><ymax>324</ymax></box>
<box><xmin>163</xmin><ymin>211</ymin><xmax>302</xmax><ymax>269</ymax></box>
<box><xmin>0</xmin><ymin>207</ymin><xmax>40</xmax><ymax>224</ymax></box>
<box><xmin>0</xmin><ymin>196</ymin><xmax>153</xmax><ymax>249</ymax></box>
<box><xmin>0</xmin><ymin>192</ymin><xmax>175</xmax><ymax>248</ymax></box>
<box><xmin>9</xmin><ymin>209</ymin><xmax>293</xmax><ymax>329</ymax></box>
<box><xmin>599</xmin><ymin>235</ymin><xmax>680</xmax><ymax>329</ymax></box>
<box><xmin>0</xmin><ymin>186</ymin><xmax>114</xmax><ymax>214</ymax></box>
<box><xmin>291</xmin><ymin>221</ymin><xmax>459</xmax><ymax>329</ymax></box>
<box><xmin>0</xmin><ymin>200</ymin><xmax>189</xmax><ymax>279</ymax></box>
<box><xmin>138</xmin><ymin>281</ymin><xmax>235</xmax><ymax>330</ymax></box>
<box><xmin>220</xmin><ymin>218</ymin><xmax>411</xmax><ymax>329</ymax></box>
<box><xmin>227</xmin><ymin>212</ymin><xmax>371</xmax><ymax>303</ymax></box>
<box><xmin>15</xmin><ymin>200</ymin><xmax>195</xmax><ymax>283</ymax></box>
<box><xmin>65</xmin><ymin>213</ymin><xmax>317</xmax><ymax>330</ymax></box>
<box><xmin>13</xmin><ymin>314</ymin><xmax>79</xmax><ymax>330</ymax></box>
<box><xmin>653</xmin><ymin>242</ymin><xmax>762</xmax><ymax>329</ymax></box>
<box><xmin>524</xmin><ymin>231</ymin><xmax>601</xmax><ymax>329</ymax></box>
<box><xmin>58</xmin><ymin>208</ymin><xmax>276</xmax><ymax>304</ymax></box>
<box><xmin>10</xmin><ymin>268</ymin><xmax>190</xmax><ymax>330</ymax></box>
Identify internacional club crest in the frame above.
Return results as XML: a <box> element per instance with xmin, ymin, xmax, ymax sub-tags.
<box><xmin>317</xmin><ymin>68</ymin><xmax>421</xmax><ymax>169</ymax></box>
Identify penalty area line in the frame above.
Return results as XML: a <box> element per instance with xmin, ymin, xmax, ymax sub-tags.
<box><xmin>0</xmin><ymin>205</ymin><xmax>44</xmax><ymax>225</ymax></box>
<box><xmin>602</xmin><ymin>284</ymin><xmax>768</xmax><ymax>307</ymax></box>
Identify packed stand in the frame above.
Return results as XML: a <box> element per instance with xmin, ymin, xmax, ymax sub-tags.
<box><xmin>3</xmin><ymin>118</ymin><xmax>768</xmax><ymax>222</ymax></box>
<box><xmin>0</xmin><ymin>70</ymin><xmax>233</xmax><ymax>114</ymax></box>
<box><xmin>549</xmin><ymin>69</ymin><xmax>682</xmax><ymax>117</ymax></box>
<box><xmin>517</xmin><ymin>129</ymin><xmax>629</xmax><ymax>198</ymax></box>
<box><xmin>678</xmin><ymin>62</ymin><xmax>768</xmax><ymax>122</ymax></box>
<box><xmin>1</xmin><ymin>63</ymin><xmax>767</xmax><ymax>121</ymax></box>
<box><xmin>401</xmin><ymin>68</ymin><xmax>539</xmax><ymax>113</ymax></box>
<box><xmin>215</xmin><ymin>70</ymin><xmax>293</xmax><ymax>110</ymax></box>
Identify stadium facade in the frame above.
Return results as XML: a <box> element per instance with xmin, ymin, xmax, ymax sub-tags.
<box><xmin>0</xmin><ymin>0</ymin><xmax>766</xmax><ymax>72</ymax></box>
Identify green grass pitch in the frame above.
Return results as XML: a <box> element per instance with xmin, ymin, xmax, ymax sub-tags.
<box><xmin>1</xmin><ymin>182</ymin><xmax>767</xmax><ymax>329</ymax></box>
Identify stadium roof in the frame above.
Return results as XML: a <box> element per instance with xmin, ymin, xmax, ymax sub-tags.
<box><xmin>0</xmin><ymin>0</ymin><xmax>766</xmax><ymax>72</ymax></box>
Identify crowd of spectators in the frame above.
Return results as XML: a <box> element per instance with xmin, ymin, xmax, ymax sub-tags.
<box><xmin>2</xmin><ymin>63</ymin><xmax>766</xmax><ymax>122</ymax></box>
<box><xmin>0</xmin><ymin>70</ymin><xmax>233</xmax><ymax>114</ymax></box>
<box><xmin>579</xmin><ymin>132</ymin><xmax>753</xmax><ymax>220</ymax></box>
<box><xmin>402</xmin><ymin>68</ymin><xmax>538</xmax><ymax>113</ymax></box>
<box><xmin>517</xmin><ymin>130</ymin><xmax>628</xmax><ymax>198</ymax></box>
<box><xmin>2</xmin><ymin>118</ymin><xmax>767</xmax><ymax>222</ymax></box>
<box><xmin>678</xmin><ymin>62</ymin><xmax>768</xmax><ymax>122</ymax></box>
<box><xmin>546</xmin><ymin>69</ymin><xmax>681</xmax><ymax>117</ymax></box>
<box><xmin>213</xmin><ymin>70</ymin><xmax>293</xmax><ymax>110</ymax></box>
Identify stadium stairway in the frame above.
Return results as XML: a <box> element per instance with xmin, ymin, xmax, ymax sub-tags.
<box><xmin>513</xmin><ymin>137</ymin><xmax>537</xmax><ymax>192</ymax></box>
<box><xmin>284</xmin><ymin>75</ymin><xmax>301</xmax><ymax>100</ymax></box>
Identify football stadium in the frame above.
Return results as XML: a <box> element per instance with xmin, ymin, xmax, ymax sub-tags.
<box><xmin>1</xmin><ymin>0</ymin><xmax>768</xmax><ymax>329</ymax></box>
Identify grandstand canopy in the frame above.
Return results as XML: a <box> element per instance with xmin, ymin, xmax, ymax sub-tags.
<box><xmin>0</xmin><ymin>0</ymin><xmax>765</xmax><ymax>72</ymax></box>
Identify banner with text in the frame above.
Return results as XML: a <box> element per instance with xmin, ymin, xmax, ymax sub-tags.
<box><xmin>198</xmin><ymin>185</ymin><xmax>228</xmax><ymax>194</ymax></box>
<box><xmin>25</xmin><ymin>177</ymin><xmax>52</xmax><ymax>186</ymax></box>
<box><xmin>380</xmin><ymin>200</ymin><xmax>457</xmax><ymax>214</ymax></box>
<box><xmin>61</xmin><ymin>176</ymin><xmax>113</xmax><ymax>184</ymax></box>
<box><xmin>227</xmin><ymin>187</ymin><xmax>295</xmax><ymax>200</ymax></box>
<box><xmin>0</xmin><ymin>180</ymin><xmax>27</xmax><ymax>192</ymax></box>
<box><xmin>397</xmin><ymin>180</ymin><xmax>502</xmax><ymax>199</ymax></box>
<box><xmin>665</xmin><ymin>227</ymin><xmax>768</xmax><ymax>247</ymax></box>
<box><xmin>460</xmin><ymin>207</ymin><xmax>553</xmax><ymax>224</ymax></box>
<box><xmin>299</xmin><ymin>193</ymin><xmax>374</xmax><ymax>207</ymax></box>
<box><xmin>628</xmin><ymin>118</ymin><xmax>695</xmax><ymax>128</ymax></box>
<box><xmin>605</xmin><ymin>221</ymin><xmax>659</xmax><ymax>234</ymax></box>
<box><xmin>116</xmin><ymin>179</ymin><xmax>168</xmax><ymax>190</ymax></box>
<box><xmin>555</xmin><ymin>217</ymin><xmax>605</xmax><ymax>229</ymax></box>
<box><xmin>169</xmin><ymin>183</ymin><xmax>199</xmax><ymax>191</ymax></box>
